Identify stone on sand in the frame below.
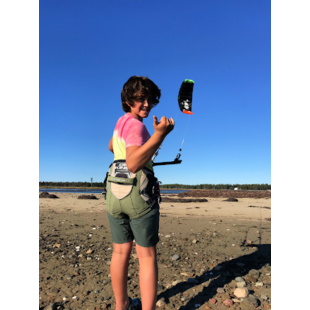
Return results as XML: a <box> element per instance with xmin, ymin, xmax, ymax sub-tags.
<box><xmin>234</xmin><ymin>288</ymin><xmax>249</xmax><ymax>298</ymax></box>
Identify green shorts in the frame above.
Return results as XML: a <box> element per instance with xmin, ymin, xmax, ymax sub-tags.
<box><xmin>107</xmin><ymin>203</ymin><xmax>160</xmax><ymax>248</ymax></box>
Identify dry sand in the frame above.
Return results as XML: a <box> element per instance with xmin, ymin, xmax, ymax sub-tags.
<box><xmin>39</xmin><ymin>192</ymin><xmax>271</xmax><ymax>310</ymax></box>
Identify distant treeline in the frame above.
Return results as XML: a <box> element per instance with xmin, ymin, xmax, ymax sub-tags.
<box><xmin>160</xmin><ymin>183</ymin><xmax>271</xmax><ymax>190</ymax></box>
<box><xmin>39</xmin><ymin>182</ymin><xmax>271</xmax><ymax>190</ymax></box>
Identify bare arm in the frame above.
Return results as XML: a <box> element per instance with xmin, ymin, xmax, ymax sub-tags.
<box><xmin>109</xmin><ymin>137</ymin><xmax>114</xmax><ymax>154</ymax></box>
<box><xmin>126</xmin><ymin>116</ymin><xmax>174</xmax><ymax>173</ymax></box>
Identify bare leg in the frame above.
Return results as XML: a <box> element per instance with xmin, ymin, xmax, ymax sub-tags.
<box><xmin>136</xmin><ymin>244</ymin><xmax>158</xmax><ymax>310</ymax></box>
<box><xmin>110</xmin><ymin>241</ymin><xmax>133</xmax><ymax>310</ymax></box>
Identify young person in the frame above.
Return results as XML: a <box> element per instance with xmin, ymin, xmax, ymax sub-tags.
<box><xmin>106</xmin><ymin>76</ymin><xmax>174</xmax><ymax>310</ymax></box>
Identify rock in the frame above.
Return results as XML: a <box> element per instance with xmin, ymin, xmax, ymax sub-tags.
<box><xmin>192</xmin><ymin>239</ymin><xmax>198</xmax><ymax>244</ymax></box>
<box><xmin>249</xmin><ymin>269</ymin><xmax>260</xmax><ymax>279</ymax></box>
<box><xmin>205</xmin><ymin>305</ymin><xmax>211</xmax><ymax>310</ymax></box>
<box><xmin>86</xmin><ymin>249</ymin><xmax>93</xmax><ymax>254</ymax></box>
<box><xmin>223</xmin><ymin>299</ymin><xmax>233</xmax><ymax>306</ymax></box>
<box><xmin>53</xmin><ymin>244</ymin><xmax>61</xmax><ymax>248</ymax></box>
<box><xmin>40</xmin><ymin>192</ymin><xmax>59</xmax><ymax>199</ymax></box>
<box><xmin>156</xmin><ymin>298</ymin><xmax>166</xmax><ymax>307</ymax></box>
<box><xmin>255</xmin><ymin>281</ymin><xmax>264</xmax><ymax>287</ymax></box>
<box><xmin>165</xmin><ymin>235</ymin><xmax>171</xmax><ymax>238</ymax></box>
<box><xmin>217</xmin><ymin>288</ymin><xmax>225</xmax><ymax>293</ymax></box>
<box><xmin>44</xmin><ymin>303</ymin><xmax>57</xmax><ymax>310</ymax></box>
<box><xmin>181</xmin><ymin>296</ymin><xmax>189</xmax><ymax>302</ymax></box>
<box><xmin>261</xmin><ymin>295</ymin><xmax>268</xmax><ymax>300</ymax></box>
<box><xmin>157</xmin><ymin>284</ymin><xmax>164</xmax><ymax>290</ymax></box>
<box><xmin>209</xmin><ymin>298</ymin><xmax>217</xmax><ymax>304</ymax></box>
<box><xmin>77</xmin><ymin>195</ymin><xmax>97</xmax><ymax>199</ymax></box>
<box><xmin>224</xmin><ymin>198</ymin><xmax>238</xmax><ymax>202</ymax></box>
<box><xmin>188</xmin><ymin>278</ymin><xmax>199</xmax><ymax>284</ymax></box>
<box><xmin>171</xmin><ymin>254</ymin><xmax>180</xmax><ymax>261</ymax></box>
<box><xmin>236</xmin><ymin>281</ymin><xmax>246</xmax><ymax>288</ymax></box>
<box><xmin>233</xmin><ymin>288</ymin><xmax>249</xmax><ymax>298</ymax></box>
<box><xmin>244</xmin><ymin>295</ymin><xmax>259</xmax><ymax>307</ymax></box>
<box><xmin>232</xmin><ymin>299</ymin><xmax>240</xmax><ymax>303</ymax></box>
<box><xmin>172</xmin><ymin>280</ymin><xmax>182</xmax><ymax>286</ymax></box>
<box><xmin>235</xmin><ymin>277</ymin><xmax>245</xmax><ymax>282</ymax></box>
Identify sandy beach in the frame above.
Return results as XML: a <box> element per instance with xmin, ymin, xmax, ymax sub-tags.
<box><xmin>39</xmin><ymin>191</ymin><xmax>271</xmax><ymax>310</ymax></box>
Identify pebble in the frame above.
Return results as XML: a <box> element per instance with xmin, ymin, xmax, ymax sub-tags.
<box><xmin>245</xmin><ymin>294</ymin><xmax>259</xmax><ymax>307</ymax></box>
<box><xmin>232</xmin><ymin>298</ymin><xmax>240</xmax><ymax>303</ymax></box>
<box><xmin>255</xmin><ymin>281</ymin><xmax>264</xmax><ymax>287</ymax></box>
<box><xmin>209</xmin><ymin>298</ymin><xmax>217</xmax><ymax>304</ymax></box>
<box><xmin>192</xmin><ymin>239</ymin><xmax>198</xmax><ymax>243</ymax></box>
<box><xmin>261</xmin><ymin>295</ymin><xmax>268</xmax><ymax>300</ymax></box>
<box><xmin>86</xmin><ymin>249</ymin><xmax>93</xmax><ymax>254</ymax></box>
<box><xmin>235</xmin><ymin>277</ymin><xmax>245</xmax><ymax>282</ymax></box>
<box><xmin>232</xmin><ymin>244</ymin><xmax>235</xmax><ymax>247</ymax></box>
<box><xmin>44</xmin><ymin>303</ymin><xmax>57</xmax><ymax>310</ymax></box>
<box><xmin>156</xmin><ymin>298</ymin><xmax>166</xmax><ymax>307</ymax></box>
<box><xmin>234</xmin><ymin>288</ymin><xmax>249</xmax><ymax>298</ymax></box>
<box><xmin>223</xmin><ymin>299</ymin><xmax>233</xmax><ymax>306</ymax></box>
<box><xmin>181</xmin><ymin>296</ymin><xmax>189</xmax><ymax>302</ymax></box>
<box><xmin>195</xmin><ymin>304</ymin><xmax>201</xmax><ymax>308</ymax></box>
<box><xmin>172</xmin><ymin>280</ymin><xmax>182</xmax><ymax>286</ymax></box>
<box><xmin>165</xmin><ymin>235</ymin><xmax>171</xmax><ymax>238</ymax></box>
<box><xmin>188</xmin><ymin>278</ymin><xmax>199</xmax><ymax>284</ymax></box>
<box><xmin>205</xmin><ymin>306</ymin><xmax>211</xmax><ymax>310</ymax></box>
<box><xmin>249</xmin><ymin>269</ymin><xmax>260</xmax><ymax>279</ymax></box>
<box><xmin>171</xmin><ymin>254</ymin><xmax>180</xmax><ymax>261</ymax></box>
<box><xmin>236</xmin><ymin>281</ymin><xmax>246</xmax><ymax>288</ymax></box>
<box><xmin>217</xmin><ymin>287</ymin><xmax>225</xmax><ymax>293</ymax></box>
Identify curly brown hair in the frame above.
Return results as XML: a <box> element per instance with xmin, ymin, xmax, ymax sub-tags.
<box><xmin>121</xmin><ymin>76</ymin><xmax>161</xmax><ymax>112</ymax></box>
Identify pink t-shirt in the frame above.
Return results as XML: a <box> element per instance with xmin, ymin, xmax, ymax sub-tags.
<box><xmin>112</xmin><ymin>113</ymin><xmax>153</xmax><ymax>171</ymax></box>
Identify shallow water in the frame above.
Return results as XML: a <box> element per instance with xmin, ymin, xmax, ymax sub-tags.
<box><xmin>39</xmin><ymin>188</ymin><xmax>189</xmax><ymax>195</ymax></box>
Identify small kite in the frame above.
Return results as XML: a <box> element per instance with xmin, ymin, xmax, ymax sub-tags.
<box><xmin>178</xmin><ymin>79</ymin><xmax>194</xmax><ymax>115</ymax></box>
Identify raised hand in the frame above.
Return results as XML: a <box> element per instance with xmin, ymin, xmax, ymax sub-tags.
<box><xmin>153</xmin><ymin>115</ymin><xmax>175</xmax><ymax>138</ymax></box>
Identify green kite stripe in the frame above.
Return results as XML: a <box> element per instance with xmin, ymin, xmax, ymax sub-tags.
<box><xmin>184</xmin><ymin>79</ymin><xmax>195</xmax><ymax>83</ymax></box>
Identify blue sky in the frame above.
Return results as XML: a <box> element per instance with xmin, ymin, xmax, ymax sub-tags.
<box><xmin>39</xmin><ymin>0</ymin><xmax>271</xmax><ymax>185</ymax></box>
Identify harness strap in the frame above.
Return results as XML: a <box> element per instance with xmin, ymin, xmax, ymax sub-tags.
<box><xmin>108</xmin><ymin>175</ymin><xmax>137</xmax><ymax>185</ymax></box>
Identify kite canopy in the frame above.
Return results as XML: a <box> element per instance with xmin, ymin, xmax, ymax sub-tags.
<box><xmin>178</xmin><ymin>79</ymin><xmax>194</xmax><ymax>115</ymax></box>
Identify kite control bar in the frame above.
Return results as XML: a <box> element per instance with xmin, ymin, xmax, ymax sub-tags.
<box><xmin>152</xmin><ymin>149</ymin><xmax>182</xmax><ymax>166</ymax></box>
<box><xmin>153</xmin><ymin>159</ymin><xmax>182</xmax><ymax>166</ymax></box>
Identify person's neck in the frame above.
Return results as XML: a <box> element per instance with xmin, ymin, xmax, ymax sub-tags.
<box><xmin>128</xmin><ymin>112</ymin><xmax>143</xmax><ymax>122</ymax></box>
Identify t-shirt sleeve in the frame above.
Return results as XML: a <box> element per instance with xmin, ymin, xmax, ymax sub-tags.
<box><xmin>123</xmin><ymin>118</ymin><xmax>150</xmax><ymax>148</ymax></box>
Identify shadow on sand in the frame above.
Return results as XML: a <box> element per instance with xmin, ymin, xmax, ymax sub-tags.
<box><xmin>157</xmin><ymin>243</ymin><xmax>271</xmax><ymax>309</ymax></box>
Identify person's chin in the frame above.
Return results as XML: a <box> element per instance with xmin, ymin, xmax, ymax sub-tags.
<box><xmin>140</xmin><ymin>111</ymin><xmax>149</xmax><ymax>118</ymax></box>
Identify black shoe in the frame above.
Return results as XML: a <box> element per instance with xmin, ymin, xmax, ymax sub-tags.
<box><xmin>127</xmin><ymin>297</ymin><xmax>141</xmax><ymax>310</ymax></box>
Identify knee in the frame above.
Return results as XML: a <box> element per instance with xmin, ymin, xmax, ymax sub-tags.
<box><xmin>112</xmin><ymin>242</ymin><xmax>132</xmax><ymax>258</ymax></box>
<box><xmin>136</xmin><ymin>244</ymin><xmax>157</xmax><ymax>260</ymax></box>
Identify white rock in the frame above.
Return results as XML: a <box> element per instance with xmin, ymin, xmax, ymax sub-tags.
<box><xmin>255</xmin><ymin>282</ymin><xmax>263</xmax><ymax>287</ymax></box>
<box><xmin>156</xmin><ymin>298</ymin><xmax>166</xmax><ymax>307</ymax></box>
<box><xmin>234</xmin><ymin>288</ymin><xmax>249</xmax><ymax>298</ymax></box>
<box><xmin>237</xmin><ymin>281</ymin><xmax>246</xmax><ymax>288</ymax></box>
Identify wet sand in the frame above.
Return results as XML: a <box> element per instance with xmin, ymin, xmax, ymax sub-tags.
<box><xmin>39</xmin><ymin>192</ymin><xmax>271</xmax><ymax>310</ymax></box>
